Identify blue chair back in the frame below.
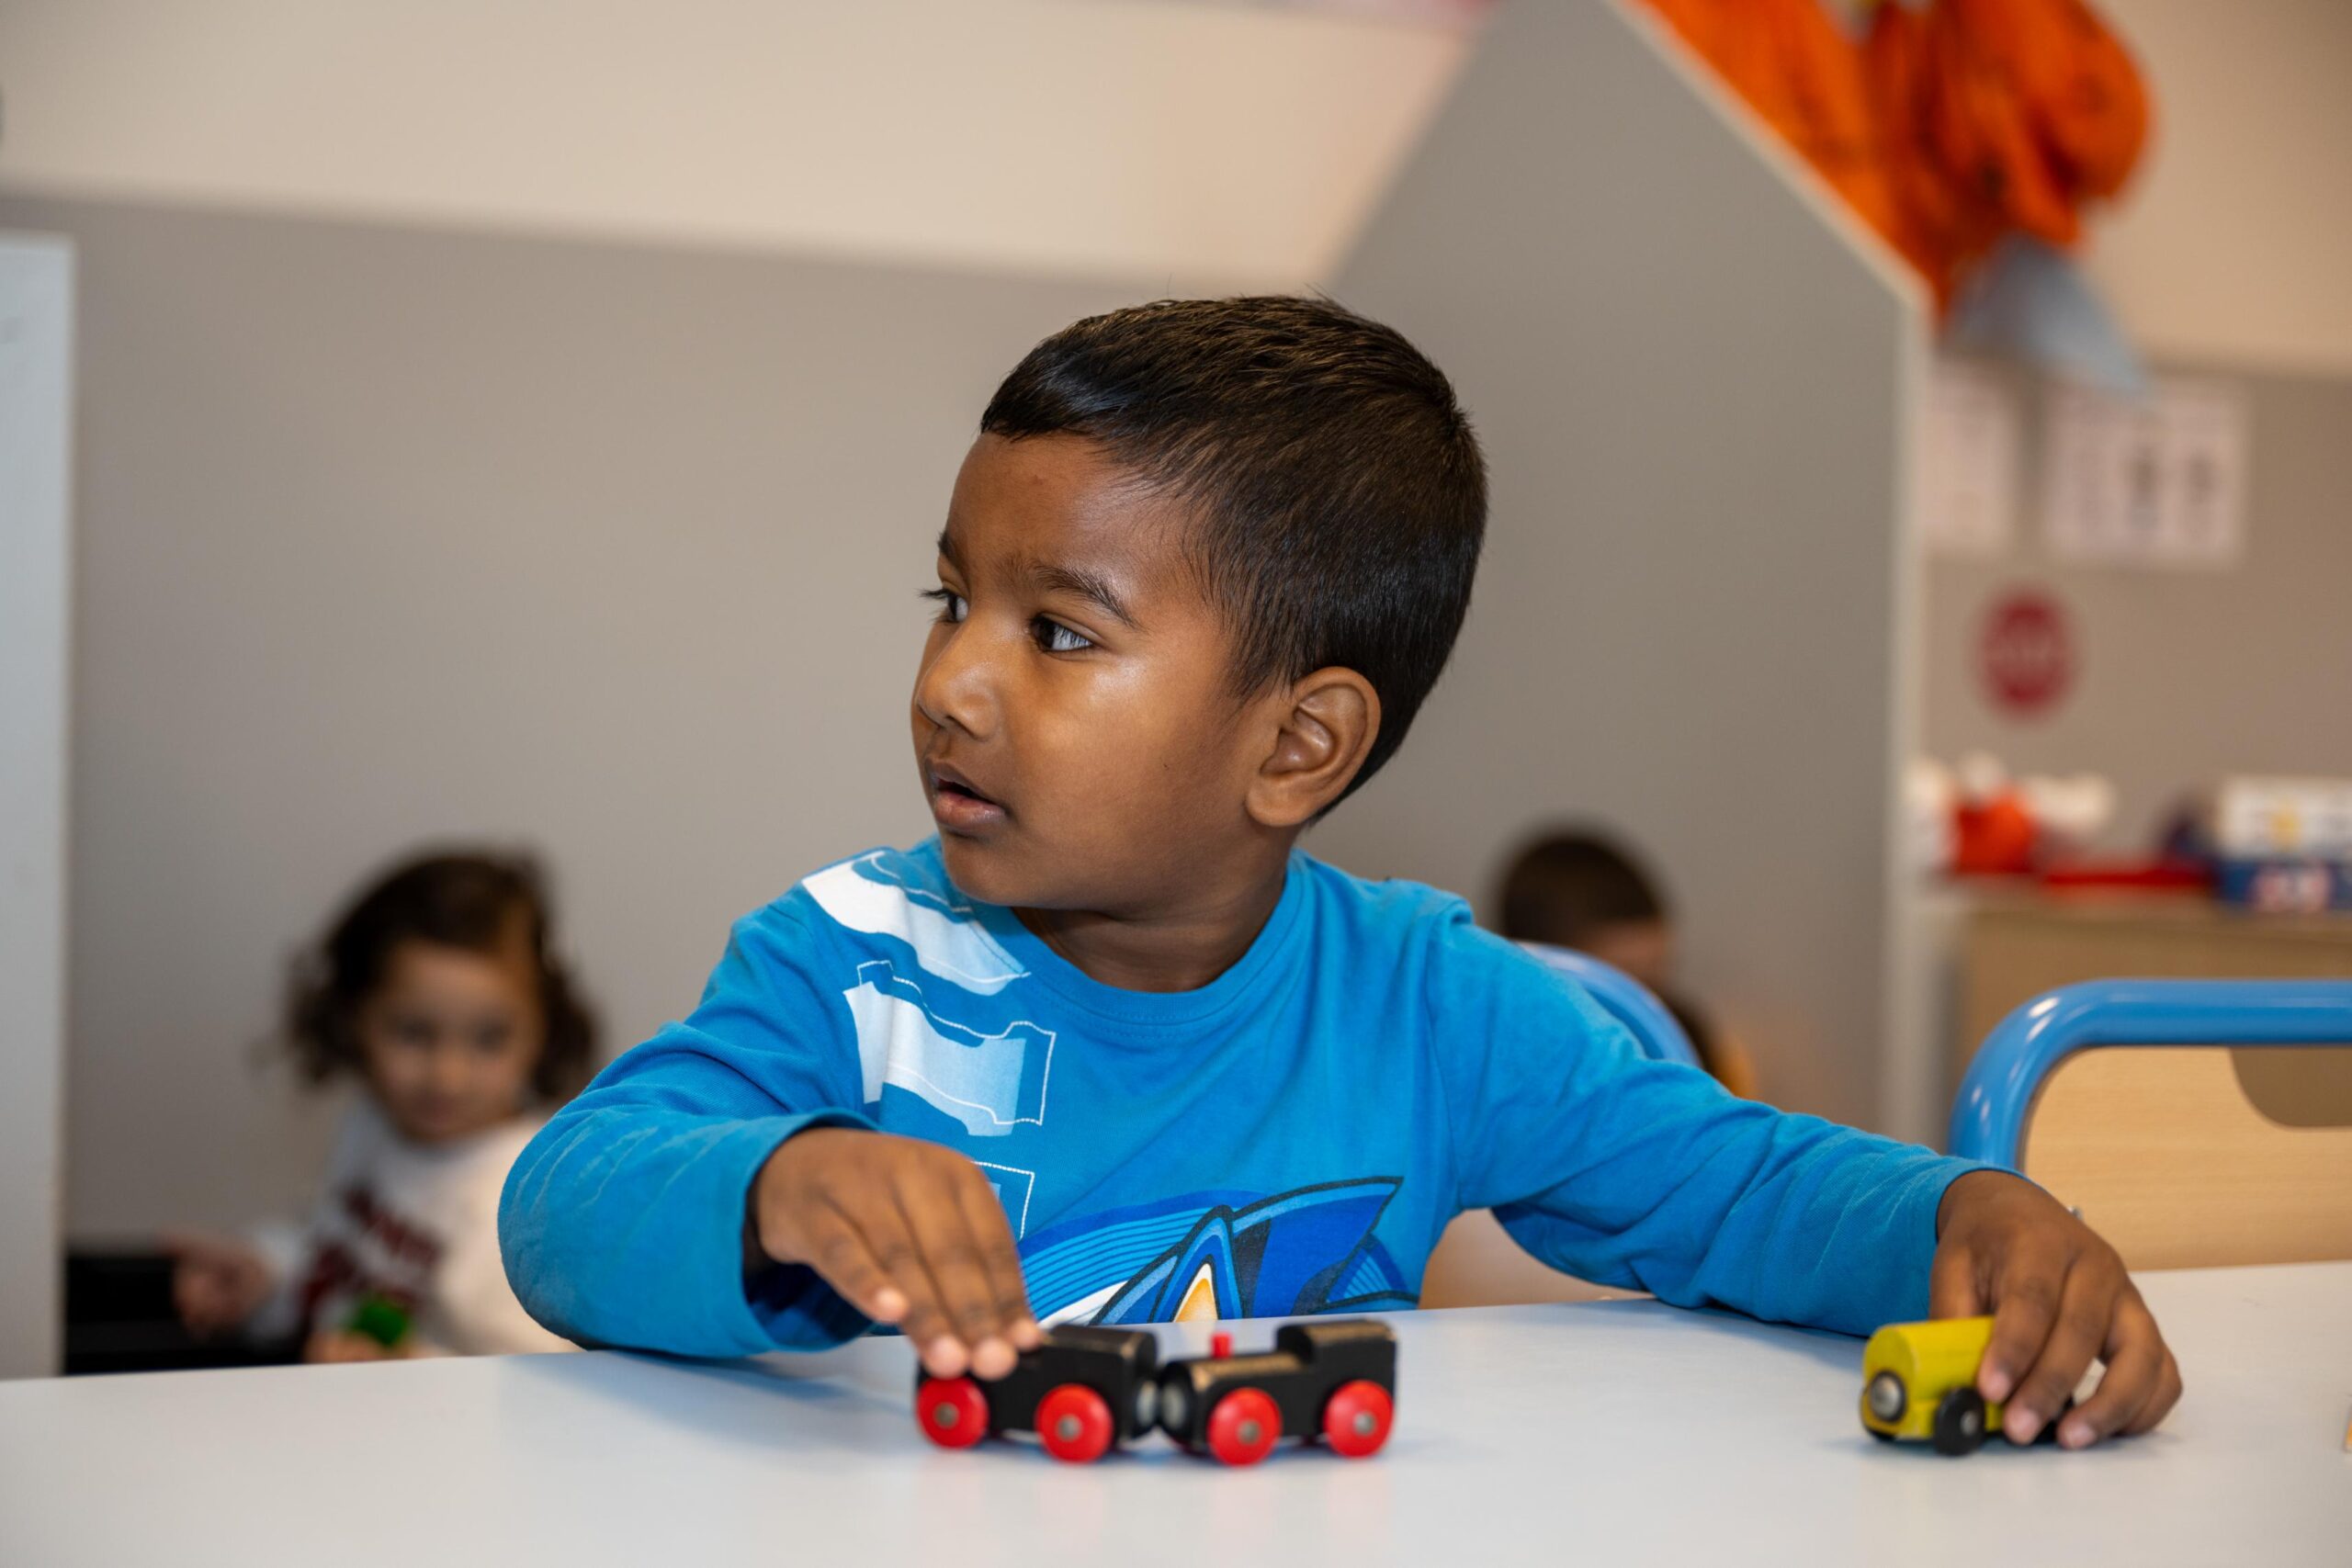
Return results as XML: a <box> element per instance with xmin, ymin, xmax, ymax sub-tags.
<box><xmin>1951</xmin><ymin>978</ymin><xmax>2352</xmax><ymax>1166</ymax></box>
<box><xmin>1517</xmin><ymin>942</ymin><xmax>1702</xmax><ymax>1070</ymax></box>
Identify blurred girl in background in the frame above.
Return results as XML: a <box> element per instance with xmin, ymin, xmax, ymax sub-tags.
<box><xmin>169</xmin><ymin>852</ymin><xmax>595</xmax><ymax>1359</ymax></box>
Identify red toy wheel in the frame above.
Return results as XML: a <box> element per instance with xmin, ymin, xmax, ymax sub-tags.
<box><xmin>1035</xmin><ymin>1383</ymin><xmax>1115</xmax><ymax>1464</ymax></box>
<box><xmin>1320</xmin><ymin>1380</ymin><xmax>1394</xmax><ymax>1458</ymax></box>
<box><xmin>916</xmin><ymin>1376</ymin><xmax>989</xmax><ymax>1450</ymax></box>
<box><xmin>1204</xmin><ymin>1386</ymin><xmax>1282</xmax><ymax>1466</ymax></box>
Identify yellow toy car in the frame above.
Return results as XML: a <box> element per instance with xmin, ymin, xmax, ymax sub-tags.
<box><xmin>1860</xmin><ymin>1316</ymin><xmax>2061</xmax><ymax>1455</ymax></box>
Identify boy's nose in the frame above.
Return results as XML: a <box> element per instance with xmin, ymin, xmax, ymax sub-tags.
<box><xmin>913</xmin><ymin>623</ymin><xmax>999</xmax><ymax>739</ymax></box>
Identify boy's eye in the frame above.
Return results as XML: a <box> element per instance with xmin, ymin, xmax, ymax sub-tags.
<box><xmin>1035</xmin><ymin>618</ymin><xmax>1093</xmax><ymax>654</ymax></box>
<box><xmin>920</xmin><ymin>587</ymin><xmax>967</xmax><ymax>624</ymax></box>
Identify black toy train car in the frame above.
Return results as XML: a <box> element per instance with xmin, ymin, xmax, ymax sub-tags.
<box><xmin>913</xmin><ymin>1318</ymin><xmax>1397</xmax><ymax>1466</ymax></box>
<box><xmin>1156</xmin><ymin>1319</ymin><xmax>1396</xmax><ymax>1464</ymax></box>
<box><xmin>916</xmin><ymin>1325</ymin><xmax>1161</xmax><ymax>1463</ymax></box>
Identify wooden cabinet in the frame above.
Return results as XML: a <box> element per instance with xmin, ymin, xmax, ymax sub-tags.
<box><xmin>1956</xmin><ymin>891</ymin><xmax>2352</xmax><ymax>1100</ymax></box>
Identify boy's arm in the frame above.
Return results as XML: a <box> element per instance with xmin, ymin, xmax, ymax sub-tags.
<box><xmin>1435</xmin><ymin>923</ymin><xmax>2177</xmax><ymax>1446</ymax></box>
<box><xmin>498</xmin><ymin>900</ymin><xmax>880</xmax><ymax>1359</ymax></box>
<box><xmin>1458</xmin><ymin>1005</ymin><xmax>1972</xmax><ymax>1337</ymax></box>
<box><xmin>500</xmin><ymin>897</ymin><xmax>1040</xmax><ymax>1372</ymax></box>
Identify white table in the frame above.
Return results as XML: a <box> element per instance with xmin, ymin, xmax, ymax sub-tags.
<box><xmin>4</xmin><ymin>1263</ymin><xmax>2346</xmax><ymax>1567</ymax></box>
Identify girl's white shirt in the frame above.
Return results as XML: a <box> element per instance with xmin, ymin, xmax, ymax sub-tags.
<box><xmin>251</xmin><ymin>1098</ymin><xmax>573</xmax><ymax>1356</ymax></box>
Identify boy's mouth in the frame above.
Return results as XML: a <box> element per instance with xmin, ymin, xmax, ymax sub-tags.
<box><xmin>926</xmin><ymin>761</ymin><xmax>1010</xmax><ymax>833</ymax></box>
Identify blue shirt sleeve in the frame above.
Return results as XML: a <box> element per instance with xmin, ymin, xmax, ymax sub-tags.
<box><xmin>499</xmin><ymin>896</ymin><xmax>877</xmax><ymax>1357</ymax></box>
<box><xmin>1427</xmin><ymin>919</ymin><xmax>1991</xmax><ymax>1337</ymax></box>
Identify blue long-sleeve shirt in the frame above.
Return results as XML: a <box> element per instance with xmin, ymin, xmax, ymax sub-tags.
<box><xmin>501</xmin><ymin>840</ymin><xmax>1984</xmax><ymax>1357</ymax></box>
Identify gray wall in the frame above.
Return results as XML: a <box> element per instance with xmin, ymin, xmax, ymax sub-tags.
<box><xmin>1324</xmin><ymin>0</ymin><xmax>1923</xmax><ymax>1127</ymax></box>
<box><xmin>1925</xmin><ymin>364</ymin><xmax>2352</xmax><ymax>844</ymax></box>
<box><xmin>0</xmin><ymin>192</ymin><xmax>1140</xmax><ymax>1235</ymax></box>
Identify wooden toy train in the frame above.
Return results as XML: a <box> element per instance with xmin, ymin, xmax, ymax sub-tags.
<box><xmin>1860</xmin><ymin>1316</ymin><xmax>2068</xmax><ymax>1456</ymax></box>
<box><xmin>915</xmin><ymin>1318</ymin><xmax>1397</xmax><ymax>1465</ymax></box>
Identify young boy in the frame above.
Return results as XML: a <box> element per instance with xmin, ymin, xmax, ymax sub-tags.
<box><xmin>501</xmin><ymin>299</ymin><xmax>2177</xmax><ymax>1450</ymax></box>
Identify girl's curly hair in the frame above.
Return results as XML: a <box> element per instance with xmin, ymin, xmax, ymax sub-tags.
<box><xmin>285</xmin><ymin>850</ymin><xmax>597</xmax><ymax>1103</ymax></box>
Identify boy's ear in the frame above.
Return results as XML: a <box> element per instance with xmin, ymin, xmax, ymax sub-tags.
<box><xmin>1247</xmin><ymin>667</ymin><xmax>1381</xmax><ymax>829</ymax></box>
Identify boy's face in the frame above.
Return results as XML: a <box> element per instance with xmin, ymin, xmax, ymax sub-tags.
<box><xmin>912</xmin><ymin>434</ymin><xmax>1272</xmax><ymax>914</ymax></box>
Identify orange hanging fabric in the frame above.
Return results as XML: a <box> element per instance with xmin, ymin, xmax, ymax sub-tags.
<box><xmin>1644</xmin><ymin>0</ymin><xmax>2152</xmax><ymax>312</ymax></box>
<box><xmin>1862</xmin><ymin>1</ymin><xmax>1998</xmax><ymax>296</ymax></box>
<box><xmin>1645</xmin><ymin>0</ymin><xmax>1908</xmax><ymax>245</ymax></box>
<box><xmin>1959</xmin><ymin>0</ymin><xmax>2151</xmax><ymax>202</ymax></box>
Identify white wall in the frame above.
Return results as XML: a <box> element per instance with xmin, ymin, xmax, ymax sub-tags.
<box><xmin>0</xmin><ymin>0</ymin><xmax>1468</xmax><ymax>287</ymax></box>
<box><xmin>0</xmin><ymin>234</ymin><xmax>72</xmax><ymax>1375</ymax></box>
<box><xmin>6</xmin><ymin>1</ymin><xmax>2346</xmax><ymax>369</ymax></box>
<box><xmin>2085</xmin><ymin>0</ymin><xmax>2352</xmax><ymax>377</ymax></box>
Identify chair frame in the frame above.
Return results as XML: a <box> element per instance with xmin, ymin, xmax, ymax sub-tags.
<box><xmin>1949</xmin><ymin>978</ymin><xmax>2352</xmax><ymax>1166</ymax></box>
<box><xmin>1516</xmin><ymin>942</ymin><xmax>1702</xmax><ymax>1069</ymax></box>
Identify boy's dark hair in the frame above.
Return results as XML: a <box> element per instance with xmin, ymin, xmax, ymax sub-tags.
<box><xmin>1495</xmin><ymin>829</ymin><xmax>1667</xmax><ymax>947</ymax></box>
<box><xmin>981</xmin><ymin>296</ymin><xmax>1487</xmax><ymax>804</ymax></box>
<box><xmin>285</xmin><ymin>851</ymin><xmax>596</xmax><ymax>1102</ymax></box>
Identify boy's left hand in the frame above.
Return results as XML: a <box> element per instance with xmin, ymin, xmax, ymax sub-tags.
<box><xmin>1931</xmin><ymin>1169</ymin><xmax>2182</xmax><ymax>1449</ymax></box>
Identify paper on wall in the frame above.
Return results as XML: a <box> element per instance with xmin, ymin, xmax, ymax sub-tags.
<box><xmin>2042</xmin><ymin>378</ymin><xmax>2249</xmax><ymax>568</ymax></box>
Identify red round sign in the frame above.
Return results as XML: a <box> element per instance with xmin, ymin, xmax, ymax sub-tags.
<box><xmin>1979</xmin><ymin>590</ymin><xmax>2074</xmax><ymax>717</ymax></box>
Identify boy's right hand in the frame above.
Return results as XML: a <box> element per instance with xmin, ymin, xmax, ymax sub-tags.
<box><xmin>164</xmin><ymin>1232</ymin><xmax>274</xmax><ymax>1339</ymax></box>
<box><xmin>750</xmin><ymin>1127</ymin><xmax>1041</xmax><ymax>1381</ymax></box>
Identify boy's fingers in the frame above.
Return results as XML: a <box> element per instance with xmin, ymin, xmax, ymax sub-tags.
<box><xmin>1928</xmin><ymin>1239</ymin><xmax>1983</xmax><ymax>1320</ymax></box>
<box><xmin>2122</xmin><ymin>1350</ymin><xmax>2183</xmax><ymax>1436</ymax></box>
<box><xmin>1978</xmin><ymin>1240</ymin><xmax>2064</xmax><ymax>1404</ymax></box>
<box><xmin>2055</xmin><ymin>1296</ymin><xmax>2164</xmax><ymax>1448</ymax></box>
<box><xmin>803</xmin><ymin>1208</ymin><xmax>910</xmax><ymax>1327</ymax></box>
<box><xmin>954</xmin><ymin>1176</ymin><xmax>1040</xmax><ymax>1353</ymax></box>
<box><xmin>2004</xmin><ymin>1259</ymin><xmax>2110</xmax><ymax>1442</ymax></box>
<box><xmin>845</xmin><ymin>1195</ymin><xmax>966</xmax><ymax>1377</ymax></box>
<box><xmin>909</xmin><ymin>1179</ymin><xmax>1018</xmax><ymax>1379</ymax></box>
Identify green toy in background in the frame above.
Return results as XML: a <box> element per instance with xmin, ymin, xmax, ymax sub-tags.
<box><xmin>345</xmin><ymin>1293</ymin><xmax>413</xmax><ymax>1351</ymax></box>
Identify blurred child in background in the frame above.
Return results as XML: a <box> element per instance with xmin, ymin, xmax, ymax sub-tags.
<box><xmin>1495</xmin><ymin>829</ymin><xmax>1758</xmax><ymax>1098</ymax></box>
<box><xmin>169</xmin><ymin>852</ymin><xmax>594</xmax><ymax>1359</ymax></box>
